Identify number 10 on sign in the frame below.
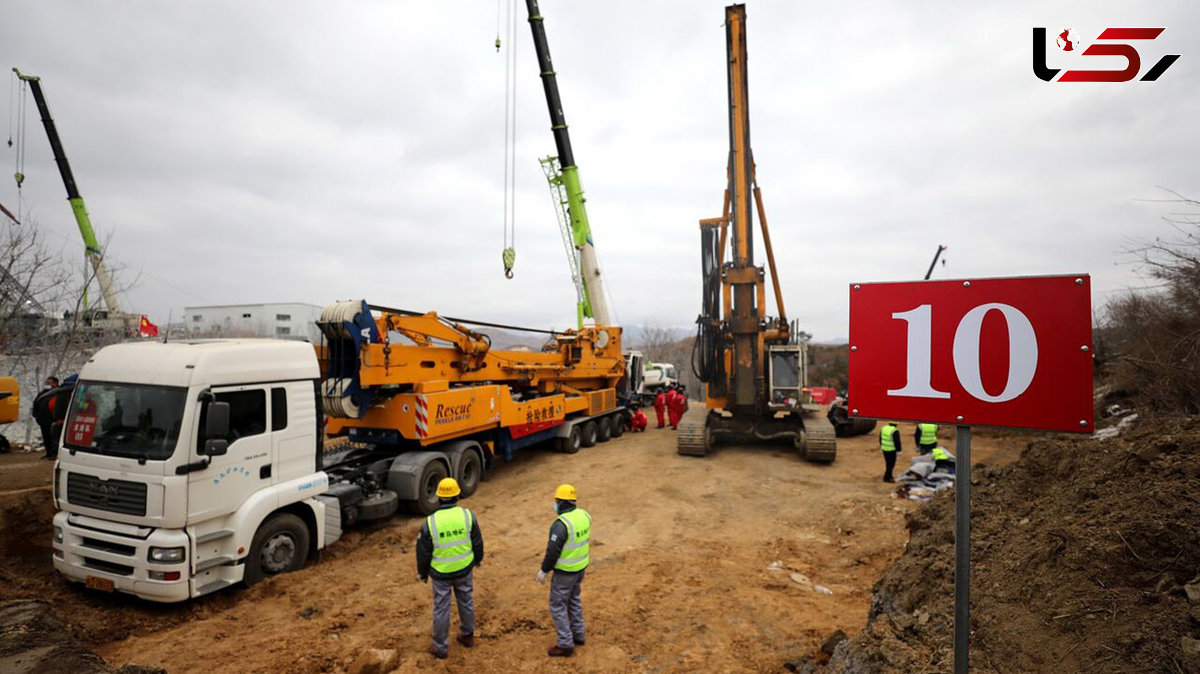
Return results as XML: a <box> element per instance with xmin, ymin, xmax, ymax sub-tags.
<box><xmin>847</xmin><ymin>275</ymin><xmax>1093</xmax><ymax>433</ymax></box>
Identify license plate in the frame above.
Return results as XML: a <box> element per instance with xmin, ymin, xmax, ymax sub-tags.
<box><xmin>85</xmin><ymin>575</ymin><xmax>114</xmax><ymax>592</ymax></box>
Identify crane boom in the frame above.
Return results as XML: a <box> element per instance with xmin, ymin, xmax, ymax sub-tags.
<box><xmin>524</xmin><ymin>0</ymin><xmax>613</xmax><ymax>327</ymax></box>
<box><xmin>12</xmin><ymin>68</ymin><xmax>121</xmax><ymax>314</ymax></box>
<box><xmin>924</xmin><ymin>244</ymin><xmax>947</xmax><ymax>280</ymax></box>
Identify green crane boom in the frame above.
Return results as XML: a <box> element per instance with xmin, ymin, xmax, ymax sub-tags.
<box><xmin>523</xmin><ymin>0</ymin><xmax>613</xmax><ymax>329</ymax></box>
<box><xmin>13</xmin><ymin>67</ymin><xmax>121</xmax><ymax>314</ymax></box>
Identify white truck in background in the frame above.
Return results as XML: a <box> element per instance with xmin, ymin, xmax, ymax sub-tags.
<box><xmin>621</xmin><ymin>351</ymin><xmax>678</xmax><ymax>407</ymax></box>
<box><xmin>643</xmin><ymin>362</ymin><xmax>678</xmax><ymax>392</ymax></box>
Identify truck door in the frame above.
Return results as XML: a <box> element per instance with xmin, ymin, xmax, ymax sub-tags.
<box><xmin>270</xmin><ymin>381</ymin><xmax>319</xmax><ymax>484</ymax></box>
<box><xmin>188</xmin><ymin>386</ymin><xmax>273</xmax><ymax>522</ymax></box>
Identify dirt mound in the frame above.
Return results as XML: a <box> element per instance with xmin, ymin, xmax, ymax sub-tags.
<box><xmin>817</xmin><ymin>416</ymin><xmax>1200</xmax><ymax>673</ymax></box>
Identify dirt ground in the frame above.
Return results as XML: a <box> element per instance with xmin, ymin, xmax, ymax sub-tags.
<box><xmin>0</xmin><ymin>449</ymin><xmax>55</xmax><ymax>492</ymax></box>
<box><xmin>0</xmin><ymin>416</ymin><xmax>1018</xmax><ymax>673</ymax></box>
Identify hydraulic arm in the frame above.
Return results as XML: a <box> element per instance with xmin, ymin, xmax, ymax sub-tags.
<box><xmin>12</xmin><ymin>68</ymin><xmax>121</xmax><ymax>313</ymax></box>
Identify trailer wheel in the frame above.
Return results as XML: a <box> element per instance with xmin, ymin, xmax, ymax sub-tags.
<box><xmin>457</xmin><ymin>449</ymin><xmax>483</xmax><ymax>498</ymax></box>
<box><xmin>610</xmin><ymin>413</ymin><xmax>625</xmax><ymax>439</ymax></box>
<box><xmin>410</xmin><ymin>460</ymin><xmax>449</xmax><ymax>515</ymax></box>
<box><xmin>580</xmin><ymin>421</ymin><xmax>598</xmax><ymax>448</ymax></box>
<box><xmin>595</xmin><ymin>417</ymin><xmax>612</xmax><ymax>443</ymax></box>
<box><xmin>555</xmin><ymin>425</ymin><xmax>582</xmax><ymax>454</ymax></box>
<box><xmin>244</xmin><ymin>513</ymin><xmax>310</xmax><ymax>586</ymax></box>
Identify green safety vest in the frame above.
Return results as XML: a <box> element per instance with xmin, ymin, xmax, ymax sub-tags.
<box><xmin>932</xmin><ymin>446</ymin><xmax>951</xmax><ymax>462</ymax></box>
<box><xmin>555</xmin><ymin>508</ymin><xmax>592</xmax><ymax>572</ymax></box>
<box><xmin>918</xmin><ymin>423</ymin><xmax>938</xmax><ymax>445</ymax></box>
<box><xmin>427</xmin><ymin>507</ymin><xmax>475</xmax><ymax>574</ymax></box>
<box><xmin>880</xmin><ymin>425</ymin><xmax>898</xmax><ymax>452</ymax></box>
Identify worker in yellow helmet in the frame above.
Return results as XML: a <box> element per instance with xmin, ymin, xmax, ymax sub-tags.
<box><xmin>536</xmin><ymin>483</ymin><xmax>592</xmax><ymax>657</ymax></box>
<box><xmin>416</xmin><ymin>477</ymin><xmax>484</xmax><ymax>660</ymax></box>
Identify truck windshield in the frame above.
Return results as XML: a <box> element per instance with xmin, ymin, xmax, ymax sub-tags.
<box><xmin>62</xmin><ymin>381</ymin><xmax>187</xmax><ymax>461</ymax></box>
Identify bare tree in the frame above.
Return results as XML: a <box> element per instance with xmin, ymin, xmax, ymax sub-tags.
<box><xmin>1</xmin><ymin>214</ymin><xmax>131</xmax><ymax>448</ymax></box>
<box><xmin>636</xmin><ymin>323</ymin><xmax>682</xmax><ymax>362</ymax></box>
<box><xmin>1104</xmin><ymin>189</ymin><xmax>1200</xmax><ymax>415</ymax></box>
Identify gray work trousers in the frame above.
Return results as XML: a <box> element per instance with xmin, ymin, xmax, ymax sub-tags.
<box><xmin>549</xmin><ymin>569</ymin><xmax>586</xmax><ymax>648</ymax></box>
<box><xmin>431</xmin><ymin>571</ymin><xmax>475</xmax><ymax>652</ymax></box>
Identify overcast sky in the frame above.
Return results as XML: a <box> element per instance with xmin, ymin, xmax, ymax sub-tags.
<box><xmin>2</xmin><ymin>1</ymin><xmax>1196</xmax><ymax>340</ymax></box>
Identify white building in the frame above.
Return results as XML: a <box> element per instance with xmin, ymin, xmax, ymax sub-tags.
<box><xmin>182</xmin><ymin>303</ymin><xmax>324</xmax><ymax>343</ymax></box>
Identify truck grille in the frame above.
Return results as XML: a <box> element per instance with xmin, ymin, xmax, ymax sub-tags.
<box><xmin>80</xmin><ymin>536</ymin><xmax>137</xmax><ymax>557</ymax></box>
<box><xmin>83</xmin><ymin>557</ymin><xmax>134</xmax><ymax>576</ymax></box>
<box><xmin>67</xmin><ymin>473</ymin><xmax>147</xmax><ymax>517</ymax></box>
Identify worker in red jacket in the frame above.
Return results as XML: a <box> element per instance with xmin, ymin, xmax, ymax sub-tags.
<box><xmin>666</xmin><ymin>387</ymin><xmax>682</xmax><ymax>429</ymax></box>
<box><xmin>653</xmin><ymin>391</ymin><xmax>667</xmax><ymax>429</ymax></box>
<box><xmin>673</xmin><ymin>385</ymin><xmax>689</xmax><ymax>422</ymax></box>
<box><xmin>630</xmin><ymin>407</ymin><xmax>648</xmax><ymax>432</ymax></box>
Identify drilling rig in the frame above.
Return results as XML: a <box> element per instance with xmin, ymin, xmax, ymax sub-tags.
<box><xmin>678</xmin><ymin>4</ymin><xmax>837</xmax><ymax>462</ymax></box>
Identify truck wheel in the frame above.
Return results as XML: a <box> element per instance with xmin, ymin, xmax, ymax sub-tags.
<box><xmin>457</xmin><ymin>450</ymin><xmax>482</xmax><ymax>498</ymax></box>
<box><xmin>555</xmin><ymin>425</ymin><xmax>582</xmax><ymax>454</ymax></box>
<box><xmin>610</xmin><ymin>413</ymin><xmax>625</xmax><ymax>438</ymax></box>
<box><xmin>244</xmin><ymin>513</ymin><xmax>310</xmax><ymax>587</ymax></box>
<box><xmin>0</xmin><ymin>435</ymin><xmax>9</xmax><ymax>453</ymax></box>
<box><xmin>410</xmin><ymin>460</ymin><xmax>449</xmax><ymax>515</ymax></box>
<box><xmin>580</xmin><ymin>421</ymin><xmax>598</xmax><ymax>448</ymax></box>
<box><xmin>595</xmin><ymin>417</ymin><xmax>612</xmax><ymax>443</ymax></box>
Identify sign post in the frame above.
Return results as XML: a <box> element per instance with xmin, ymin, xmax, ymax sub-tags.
<box><xmin>954</xmin><ymin>425</ymin><xmax>970</xmax><ymax>673</ymax></box>
<box><xmin>847</xmin><ymin>274</ymin><xmax>1093</xmax><ymax>673</ymax></box>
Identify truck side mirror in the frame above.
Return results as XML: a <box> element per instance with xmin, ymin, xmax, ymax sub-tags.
<box><xmin>204</xmin><ymin>401</ymin><xmax>230</xmax><ymax>456</ymax></box>
<box><xmin>204</xmin><ymin>437</ymin><xmax>229</xmax><ymax>457</ymax></box>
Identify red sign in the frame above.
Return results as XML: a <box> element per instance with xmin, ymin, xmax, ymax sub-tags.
<box><xmin>67</xmin><ymin>413</ymin><xmax>98</xmax><ymax>447</ymax></box>
<box><xmin>847</xmin><ymin>275</ymin><xmax>1093</xmax><ymax>432</ymax></box>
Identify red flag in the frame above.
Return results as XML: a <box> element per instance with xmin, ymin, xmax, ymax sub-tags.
<box><xmin>139</xmin><ymin>315</ymin><xmax>159</xmax><ymax>338</ymax></box>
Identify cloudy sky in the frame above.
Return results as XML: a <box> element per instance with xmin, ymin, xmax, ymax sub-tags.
<box><xmin>1</xmin><ymin>1</ymin><xmax>1196</xmax><ymax>340</ymax></box>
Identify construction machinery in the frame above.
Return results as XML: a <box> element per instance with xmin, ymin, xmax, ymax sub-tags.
<box><xmin>620</xmin><ymin>351</ymin><xmax>678</xmax><ymax>407</ymax></box>
<box><xmin>679</xmin><ymin>4</ymin><xmax>837</xmax><ymax>462</ymax></box>
<box><xmin>528</xmin><ymin>0</ymin><xmax>613</xmax><ymax>330</ymax></box>
<box><xmin>0</xmin><ymin>377</ymin><xmax>17</xmax><ymax>453</ymax></box>
<box><xmin>48</xmin><ymin>2</ymin><xmax>629</xmax><ymax>602</ymax></box>
<box><xmin>11</xmin><ymin>68</ymin><xmax>139</xmax><ymax>336</ymax></box>
<box><xmin>925</xmin><ymin>245</ymin><xmax>948</xmax><ymax>280</ymax></box>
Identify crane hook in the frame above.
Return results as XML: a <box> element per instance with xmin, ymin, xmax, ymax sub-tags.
<box><xmin>502</xmin><ymin>247</ymin><xmax>516</xmax><ymax>279</ymax></box>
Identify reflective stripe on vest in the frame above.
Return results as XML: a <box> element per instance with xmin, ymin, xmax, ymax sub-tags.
<box><xmin>918</xmin><ymin>423</ymin><xmax>938</xmax><ymax>445</ymax></box>
<box><xmin>932</xmin><ymin>446</ymin><xmax>951</xmax><ymax>462</ymax></box>
<box><xmin>428</xmin><ymin>507</ymin><xmax>474</xmax><ymax>574</ymax></box>
<box><xmin>555</xmin><ymin>508</ymin><xmax>591</xmax><ymax>572</ymax></box>
<box><xmin>880</xmin><ymin>425</ymin><xmax>898</xmax><ymax>452</ymax></box>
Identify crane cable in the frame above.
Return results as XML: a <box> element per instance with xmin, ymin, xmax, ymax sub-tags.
<box><xmin>500</xmin><ymin>0</ymin><xmax>517</xmax><ymax>279</ymax></box>
<box><xmin>7</xmin><ymin>72</ymin><xmax>28</xmax><ymax>219</ymax></box>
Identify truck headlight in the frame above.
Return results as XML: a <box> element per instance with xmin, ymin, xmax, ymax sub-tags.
<box><xmin>148</xmin><ymin>546</ymin><xmax>185</xmax><ymax>563</ymax></box>
<box><xmin>54</xmin><ymin>526</ymin><xmax>63</xmax><ymax>544</ymax></box>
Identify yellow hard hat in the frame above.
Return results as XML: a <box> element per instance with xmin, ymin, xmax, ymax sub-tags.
<box><xmin>437</xmin><ymin>477</ymin><xmax>461</xmax><ymax>498</ymax></box>
<box><xmin>554</xmin><ymin>483</ymin><xmax>577</xmax><ymax>501</ymax></box>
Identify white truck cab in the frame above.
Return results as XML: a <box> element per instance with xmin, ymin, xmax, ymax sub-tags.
<box><xmin>51</xmin><ymin>340</ymin><xmax>334</xmax><ymax>602</ymax></box>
